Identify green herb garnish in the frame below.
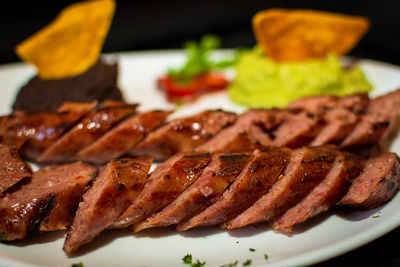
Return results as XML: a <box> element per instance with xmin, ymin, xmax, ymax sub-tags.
<box><xmin>168</xmin><ymin>35</ymin><xmax>238</xmax><ymax>83</ymax></box>
<box><xmin>71</xmin><ymin>263</ymin><xmax>84</xmax><ymax>267</ymax></box>
<box><xmin>221</xmin><ymin>260</ymin><xmax>239</xmax><ymax>267</ymax></box>
<box><xmin>249</xmin><ymin>248</ymin><xmax>255</xmax><ymax>252</ymax></box>
<box><xmin>183</xmin><ymin>254</ymin><xmax>193</xmax><ymax>264</ymax></box>
<box><xmin>242</xmin><ymin>259</ymin><xmax>252</xmax><ymax>266</ymax></box>
<box><xmin>372</xmin><ymin>215</ymin><xmax>380</xmax><ymax>219</ymax></box>
<box><xmin>191</xmin><ymin>259</ymin><xmax>206</xmax><ymax>267</ymax></box>
<box><xmin>182</xmin><ymin>253</ymin><xmax>206</xmax><ymax>267</ymax></box>
<box><xmin>264</xmin><ymin>254</ymin><xmax>269</xmax><ymax>261</ymax></box>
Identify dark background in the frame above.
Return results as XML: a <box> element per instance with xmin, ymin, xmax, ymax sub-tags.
<box><xmin>2</xmin><ymin>1</ymin><xmax>400</xmax><ymax>266</ymax></box>
<box><xmin>1</xmin><ymin>0</ymin><xmax>400</xmax><ymax>66</ymax></box>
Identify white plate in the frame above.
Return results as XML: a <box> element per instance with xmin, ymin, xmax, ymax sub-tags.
<box><xmin>1</xmin><ymin>51</ymin><xmax>400</xmax><ymax>267</ymax></box>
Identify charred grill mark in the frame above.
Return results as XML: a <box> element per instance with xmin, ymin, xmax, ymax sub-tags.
<box><xmin>373</xmin><ymin>121</ymin><xmax>390</xmax><ymax>131</ymax></box>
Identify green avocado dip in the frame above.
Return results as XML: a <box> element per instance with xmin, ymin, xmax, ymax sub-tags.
<box><xmin>229</xmin><ymin>47</ymin><xmax>373</xmax><ymax>108</ymax></box>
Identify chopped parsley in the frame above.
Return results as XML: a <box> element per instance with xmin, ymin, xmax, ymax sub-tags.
<box><xmin>71</xmin><ymin>263</ymin><xmax>84</xmax><ymax>267</ymax></box>
<box><xmin>249</xmin><ymin>248</ymin><xmax>255</xmax><ymax>252</ymax></box>
<box><xmin>220</xmin><ymin>260</ymin><xmax>238</xmax><ymax>267</ymax></box>
<box><xmin>183</xmin><ymin>254</ymin><xmax>193</xmax><ymax>264</ymax></box>
<box><xmin>372</xmin><ymin>215</ymin><xmax>380</xmax><ymax>219</ymax></box>
<box><xmin>242</xmin><ymin>259</ymin><xmax>252</xmax><ymax>266</ymax></box>
<box><xmin>182</xmin><ymin>253</ymin><xmax>206</xmax><ymax>267</ymax></box>
<box><xmin>191</xmin><ymin>259</ymin><xmax>206</xmax><ymax>267</ymax></box>
<box><xmin>264</xmin><ymin>254</ymin><xmax>269</xmax><ymax>261</ymax></box>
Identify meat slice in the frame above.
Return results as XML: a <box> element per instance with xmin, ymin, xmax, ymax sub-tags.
<box><xmin>0</xmin><ymin>162</ymin><xmax>97</xmax><ymax>241</ymax></box>
<box><xmin>341</xmin><ymin>89</ymin><xmax>400</xmax><ymax>148</ymax></box>
<box><xmin>19</xmin><ymin>102</ymin><xmax>97</xmax><ymax>161</ymax></box>
<box><xmin>113</xmin><ymin>152</ymin><xmax>211</xmax><ymax>229</ymax></box>
<box><xmin>311</xmin><ymin>107</ymin><xmax>359</xmax><ymax>146</ymax></box>
<box><xmin>63</xmin><ymin>157</ymin><xmax>152</xmax><ymax>254</ymax></box>
<box><xmin>195</xmin><ymin>109</ymin><xmax>285</xmax><ymax>153</ymax></box>
<box><xmin>336</xmin><ymin>93</ymin><xmax>369</xmax><ymax>115</ymax></box>
<box><xmin>0</xmin><ymin>144</ymin><xmax>32</xmax><ymax>195</ymax></box>
<box><xmin>272</xmin><ymin>112</ymin><xmax>323</xmax><ymax>147</ymax></box>
<box><xmin>273</xmin><ymin>152</ymin><xmax>363</xmax><ymax>234</ymax></box>
<box><xmin>286</xmin><ymin>93</ymin><xmax>369</xmax><ymax>115</ymax></box>
<box><xmin>38</xmin><ymin>102</ymin><xmax>137</xmax><ymax>163</ymax></box>
<box><xmin>226</xmin><ymin>146</ymin><xmax>337</xmax><ymax>230</ymax></box>
<box><xmin>177</xmin><ymin>148</ymin><xmax>291</xmax><ymax>231</ymax></box>
<box><xmin>128</xmin><ymin>110</ymin><xmax>236</xmax><ymax>161</ymax></box>
<box><xmin>76</xmin><ymin>110</ymin><xmax>171</xmax><ymax>164</ymax></box>
<box><xmin>339</xmin><ymin>152</ymin><xmax>400</xmax><ymax>209</ymax></box>
<box><xmin>133</xmin><ymin>153</ymin><xmax>252</xmax><ymax>232</ymax></box>
<box><xmin>0</xmin><ymin>102</ymin><xmax>95</xmax><ymax>151</ymax></box>
<box><xmin>286</xmin><ymin>95</ymin><xmax>338</xmax><ymax>115</ymax></box>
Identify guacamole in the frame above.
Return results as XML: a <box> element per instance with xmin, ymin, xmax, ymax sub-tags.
<box><xmin>229</xmin><ymin>47</ymin><xmax>373</xmax><ymax>108</ymax></box>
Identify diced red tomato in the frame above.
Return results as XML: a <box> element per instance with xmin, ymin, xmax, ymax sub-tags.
<box><xmin>157</xmin><ymin>72</ymin><xmax>229</xmax><ymax>102</ymax></box>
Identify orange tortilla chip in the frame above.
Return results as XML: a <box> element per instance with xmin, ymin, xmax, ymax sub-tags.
<box><xmin>15</xmin><ymin>0</ymin><xmax>115</xmax><ymax>79</ymax></box>
<box><xmin>253</xmin><ymin>9</ymin><xmax>370</xmax><ymax>62</ymax></box>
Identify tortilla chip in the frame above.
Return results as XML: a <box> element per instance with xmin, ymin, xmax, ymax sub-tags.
<box><xmin>253</xmin><ymin>9</ymin><xmax>370</xmax><ymax>62</ymax></box>
<box><xmin>15</xmin><ymin>0</ymin><xmax>115</xmax><ymax>79</ymax></box>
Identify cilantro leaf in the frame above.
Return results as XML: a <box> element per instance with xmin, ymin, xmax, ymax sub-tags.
<box><xmin>71</xmin><ymin>263</ymin><xmax>84</xmax><ymax>267</ymax></box>
<box><xmin>168</xmin><ymin>35</ymin><xmax>238</xmax><ymax>83</ymax></box>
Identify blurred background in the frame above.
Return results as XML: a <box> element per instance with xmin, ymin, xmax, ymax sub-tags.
<box><xmin>1</xmin><ymin>0</ymin><xmax>400</xmax><ymax>65</ymax></box>
<box><xmin>1</xmin><ymin>1</ymin><xmax>400</xmax><ymax>266</ymax></box>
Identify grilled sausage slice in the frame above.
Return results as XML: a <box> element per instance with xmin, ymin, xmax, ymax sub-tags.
<box><xmin>339</xmin><ymin>152</ymin><xmax>400</xmax><ymax>209</ymax></box>
<box><xmin>38</xmin><ymin>102</ymin><xmax>137</xmax><ymax>163</ymax></box>
<box><xmin>1</xmin><ymin>102</ymin><xmax>95</xmax><ymax>151</ymax></box>
<box><xmin>226</xmin><ymin>146</ymin><xmax>337</xmax><ymax>230</ymax></box>
<box><xmin>63</xmin><ymin>157</ymin><xmax>152</xmax><ymax>254</ymax></box>
<box><xmin>19</xmin><ymin>102</ymin><xmax>97</xmax><ymax>161</ymax></box>
<box><xmin>0</xmin><ymin>144</ymin><xmax>32</xmax><ymax>195</ymax></box>
<box><xmin>341</xmin><ymin>90</ymin><xmax>400</xmax><ymax>148</ymax></box>
<box><xmin>311</xmin><ymin>107</ymin><xmax>358</xmax><ymax>146</ymax></box>
<box><xmin>133</xmin><ymin>153</ymin><xmax>252</xmax><ymax>232</ymax></box>
<box><xmin>0</xmin><ymin>162</ymin><xmax>96</xmax><ymax>241</ymax></box>
<box><xmin>195</xmin><ymin>109</ymin><xmax>285</xmax><ymax>153</ymax></box>
<box><xmin>272</xmin><ymin>112</ymin><xmax>323</xmax><ymax>147</ymax></box>
<box><xmin>113</xmin><ymin>152</ymin><xmax>211</xmax><ymax>229</ymax></box>
<box><xmin>177</xmin><ymin>148</ymin><xmax>291</xmax><ymax>231</ymax></box>
<box><xmin>76</xmin><ymin>110</ymin><xmax>171</xmax><ymax>164</ymax></box>
<box><xmin>273</xmin><ymin>152</ymin><xmax>363</xmax><ymax>234</ymax></box>
<box><xmin>128</xmin><ymin>110</ymin><xmax>237</xmax><ymax>161</ymax></box>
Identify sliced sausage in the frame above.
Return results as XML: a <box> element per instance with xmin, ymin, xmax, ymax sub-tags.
<box><xmin>177</xmin><ymin>148</ymin><xmax>291</xmax><ymax>231</ymax></box>
<box><xmin>339</xmin><ymin>152</ymin><xmax>400</xmax><ymax>209</ymax></box>
<box><xmin>63</xmin><ymin>157</ymin><xmax>152</xmax><ymax>254</ymax></box>
<box><xmin>195</xmin><ymin>109</ymin><xmax>285</xmax><ymax>153</ymax></box>
<box><xmin>37</xmin><ymin>102</ymin><xmax>137</xmax><ymax>163</ymax></box>
<box><xmin>0</xmin><ymin>162</ymin><xmax>97</xmax><ymax>241</ymax></box>
<box><xmin>128</xmin><ymin>110</ymin><xmax>237</xmax><ymax>161</ymax></box>
<box><xmin>0</xmin><ymin>144</ymin><xmax>32</xmax><ymax>195</ymax></box>
<box><xmin>113</xmin><ymin>152</ymin><xmax>211</xmax><ymax>229</ymax></box>
<box><xmin>76</xmin><ymin>110</ymin><xmax>171</xmax><ymax>164</ymax></box>
<box><xmin>273</xmin><ymin>152</ymin><xmax>363</xmax><ymax>234</ymax></box>
<box><xmin>19</xmin><ymin>102</ymin><xmax>97</xmax><ymax>161</ymax></box>
<box><xmin>133</xmin><ymin>153</ymin><xmax>252</xmax><ymax>232</ymax></box>
<box><xmin>341</xmin><ymin>89</ymin><xmax>400</xmax><ymax>148</ymax></box>
<box><xmin>226</xmin><ymin>146</ymin><xmax>337</xmax><ymax>230</ymax></box>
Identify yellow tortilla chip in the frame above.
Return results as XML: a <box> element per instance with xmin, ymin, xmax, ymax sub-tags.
<box><xmin>253</xmin><ymin>9</ymin><xmax>370</xmax><ymax>62</ymax></box>
<box><xmin>15</xmin><ymin>0</ymin><xmax>115</xmax><ymax>79</ymax></box>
